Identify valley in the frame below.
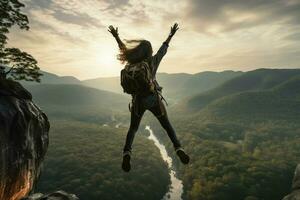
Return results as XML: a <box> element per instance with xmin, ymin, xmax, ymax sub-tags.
<box><xmin>24</xmin><ymin>68</ymin><xmax>300</xmax><ymax>200</ymax></box>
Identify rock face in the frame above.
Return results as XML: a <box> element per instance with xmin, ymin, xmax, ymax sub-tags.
<box><xmin>282</xmin><ymin>164</ymin><xmax>300</xmax><ymax>200</ymax></box>
<box><xmin>0</xmin><ymin>79</ymin><xmax>50</xmax><ymax>200</ymax></box>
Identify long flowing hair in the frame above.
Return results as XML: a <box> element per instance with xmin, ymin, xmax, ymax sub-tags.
<box><xmin>118</xmin><ymin>40</ymin><xmax>153</xmax><ymax>64</ymax></box>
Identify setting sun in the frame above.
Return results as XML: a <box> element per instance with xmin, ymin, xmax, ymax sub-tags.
<box><xmin>92</xmin><ymin>43</ymin><xmax>121</xmax><ymax>77</ymax></box>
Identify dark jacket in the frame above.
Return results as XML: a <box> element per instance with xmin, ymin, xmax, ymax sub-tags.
<box><xmin>146</xmin><ymin>42</ymin><xmax>169</xmax><ymax>91</ymax></box>
<box><xmin>131</xmin><ymin>42</ymin><xmax>169</xmax><ymax>115</ymax></box>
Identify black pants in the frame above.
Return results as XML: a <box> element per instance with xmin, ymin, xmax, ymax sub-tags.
<box><xmin>123</xmin><ymin>92</ymin><xmax>181</xmax><ymax>152</ymax></box>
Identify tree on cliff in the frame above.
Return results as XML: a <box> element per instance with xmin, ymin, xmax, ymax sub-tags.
<box><xmin>0</xmin><ymin>0</ymin><xmax>42</xmax><ymax>82</ymax></box>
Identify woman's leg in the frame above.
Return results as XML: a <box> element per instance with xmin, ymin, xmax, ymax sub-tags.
<box><xmin>149</xmin><ymin>99</ymin><xmax>189</xmax><ymax>164</ymax></box>
<box><xmin>122</xmin><ymin>101</ymin><xmax>145</xmax><ymax>172</ymax></box>
<box><xmin>149</xmin><ymin>99</ymin><xmax>181</xmax><ymax>149</ymax></box>
<box><xmin>123</xmin><ymin>105</ymin><xmax>145</xmax><ymax>153</ymax></box>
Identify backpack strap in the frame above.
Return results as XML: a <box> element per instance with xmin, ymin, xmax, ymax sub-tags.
<box><xmin>157</xmin><ymin>91</ymin><xmax>168</xmax><ymax>106</ymax></box>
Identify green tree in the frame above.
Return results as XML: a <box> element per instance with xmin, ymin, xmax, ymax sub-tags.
<box><xmin>0</xmin><ymin>0</ymin><xmax>42</xmax><ymax>82</ymax></box>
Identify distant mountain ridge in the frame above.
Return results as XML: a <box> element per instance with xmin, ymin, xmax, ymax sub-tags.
<box><xmin>174</xmin><ymin>68</ymin><xmax>300</xmax><ymax>123</ymax></box>
<box><xmin>24</xmin><ymin>69</ymin><xmax>242</xmax><ymax>102</ymax></box>
<box><xmin>82</xmin><ymin>76</ymin><xmax>121</xmax><ymax>94</ymax></box>
<box><xmin>200</xmin><ymin>77</ymin><xmax>300</xmax><ymax>122</ymax></box>
<box><xmin>26</xmin><ymin>84</ymin><xmax>129</xmax><ymax>123</ymax></box>
<box><xmin>82</xmin><ymin>70</ymin><xmax>243</xmax><ymax>102</ymax></box>
<box><xmin>27</xmin><ymin>84</ymin><xmax>128</xmax><ymax>107</ymax></box>
<box><xmin>22</xmin><ymin>70</ymin><xmax>81</xmax><ymax>85</ymax></box>
<box><xmin>183</xmin><ymin>68</ymin><xmax>300</xmax><ymax>112</ymax></box>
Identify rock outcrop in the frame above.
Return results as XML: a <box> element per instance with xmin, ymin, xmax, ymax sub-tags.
<box><xmin>0</xmin><ymin>79</ymin><xmax>49</xmax><ymax>200</ymax></box>
<box><xmin>282</xmin><ymin>164</ymin><xmax>300</xmax><ymax>200</ymax></box>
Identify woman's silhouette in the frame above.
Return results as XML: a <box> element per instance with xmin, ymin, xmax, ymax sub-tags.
<box><xmin>108</xmin><ymin>23</ymin><xmax>189</xmax><ymax>172</ymax></box>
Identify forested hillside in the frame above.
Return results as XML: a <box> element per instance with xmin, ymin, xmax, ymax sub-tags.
<box><xmin>36</xmin><ymin>121</ymin><xmax>169</xmax><ymax>200</ymax></box>
<box><xmin>25</xmin><ymin>68</ymin><xmax>300</xmax><ymax>200</ymax></box>
<box><xmin>184</xmin><ymin>68</ymin><xmax>300</xmax><ymax>111</ymax></box>
<box><xmin>26</xmin><ymin>84</ymin><xmax>129</xmax><ymax>123</ymax></box>
<box><xmin>148</xmin><ymin>68</ymin><xmax>300</xmax><ymax>200</ymax></box>
<box><xmin>25</xmin><ymin>81</ymin><xmax>171</xmax><ymax>200</ymax></box>
<box><xmin>195</xmin><ymin>76</ymin><xmax>300</xmax><ymax>122</ymax></box>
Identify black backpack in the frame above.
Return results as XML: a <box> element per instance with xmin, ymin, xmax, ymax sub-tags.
<box><xmin>120</xmin><ymin>61</ymin><xmax>154</xmax><ymax>95</ymax></box>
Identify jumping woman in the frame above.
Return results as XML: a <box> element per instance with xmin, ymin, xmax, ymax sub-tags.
<box><xmin>108</xmin><ymin>23</ymin><xmax>190</xmax><ymax>172</ymax></box>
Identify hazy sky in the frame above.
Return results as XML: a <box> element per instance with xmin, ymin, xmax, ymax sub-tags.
<box><xmin>8</xmin><ymin>0</ymin><xmax>300</xmax><ymax>80</ymax></box>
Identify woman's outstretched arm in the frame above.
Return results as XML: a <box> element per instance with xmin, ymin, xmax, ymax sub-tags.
<box><xmin>108</xmin><ymin>25</ymin><xmax>126</xmax><ymax>50</ymax></box>
<box><xmin>152</xmin><ymin>23</ymin><xmax>179</xmax><ymax>73</ymax></box>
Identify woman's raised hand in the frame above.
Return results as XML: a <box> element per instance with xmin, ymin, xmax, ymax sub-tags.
<box><xmin>170</xmin><ymin>23</ymin><xmax>179</xmax><ymax>37</ymax></box>
<box><xmin>108</xmin><ymin>25</ymin><xmax>119</xmax><ymax>38</ymax></box>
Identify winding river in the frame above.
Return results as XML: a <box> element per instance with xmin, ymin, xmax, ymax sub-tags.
<box><xmin>145</xmin><ymin>126</ymin><xmax>183</xmax><ymax>200</ymax></box>
<box><xmin>113</xmin><ymin>121</ymin><xmax>183</xmax><ymax>199</ymax></box>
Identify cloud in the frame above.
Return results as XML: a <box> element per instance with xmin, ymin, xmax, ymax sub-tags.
<box><xmin>101</xmin><ymin>0</ymin><xmax>130</xmax><ymax>10</ymax></box>
<box><xmin>52</xmin><ymin>10</ymin><xmax>101</xmax><ymax>27</ymax></box>
<box><xmin>23</xmin><ymin>0</ymin><xmax>53</xmax><ymax>9</ymax></box>
<box><xmin>185</xmin><ymin>0</ymin><xmax>300</xmax><ymax>34</ymax></box>
<box><xmin>7</xmin><ymin>0</ymin><xmax>300</xmax><ymax>79</ymax></box>
<box><xmin>284</xmin><ymin>32</ymin><xmax>300</xmax><ymax>41</ymax></box>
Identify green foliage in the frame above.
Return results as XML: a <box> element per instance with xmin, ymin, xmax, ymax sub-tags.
<box><xmin>0</xmin><ymin>0</ymin><xmax>41</xmax><ymax>82</ymax></box>
<box><xmin>36</xmin><ymin>120</ymin><xmax>170</xmax><ymax>200</ymax></box>
<box><xmin>28</xmin><ymin>84</ymin><xmax>169</xmax><ymax>199</ymax></box>
<box><xmin>148</xmin><ymin>69</ymin><xmax>300</xmax><ymax>200</ymax></box>
<box><xmin>150</xmin><ymin>117</ymin><xmax>300</xmax><ymax>200</ymax></box>
<box><xmin>185</xmin><ymin>69</ymin><xmax>300</xmax><ymax>111</ymax></box>
<box><xmin>0</xmin><ymin>0</ymin><xmax>29</xmax><ymax>47</ymax></box>
<box><xmin>1</xmin><ymin>48</ymin><xmax>42</xmax><ymax>81</ymax></box>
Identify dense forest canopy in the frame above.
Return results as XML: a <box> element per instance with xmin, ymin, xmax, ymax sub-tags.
<box><xmin>148</xmin><ymin>69</ymin><xmax>300</xmax><ymax>200</ymax></box>
<box><xmin>36</xmin><ymin>121</ymin><xmax>170</xmax><ymax>200</ymax></box>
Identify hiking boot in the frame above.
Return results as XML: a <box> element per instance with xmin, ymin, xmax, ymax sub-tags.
<box><xmin>176</xmin><ymin>148</ymin><xmax>190</xmax><ymax>164</ymax></box>
<box><xmin>122</xmin><ymin>151</ymin><xmax>131</xmax><ymax>172</ymax></box>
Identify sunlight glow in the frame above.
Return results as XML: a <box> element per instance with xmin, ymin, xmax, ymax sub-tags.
<box><xmin>92</xmin><ymin>44</ymin><xmax>122</xmax><ymax>77</ymax></box>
